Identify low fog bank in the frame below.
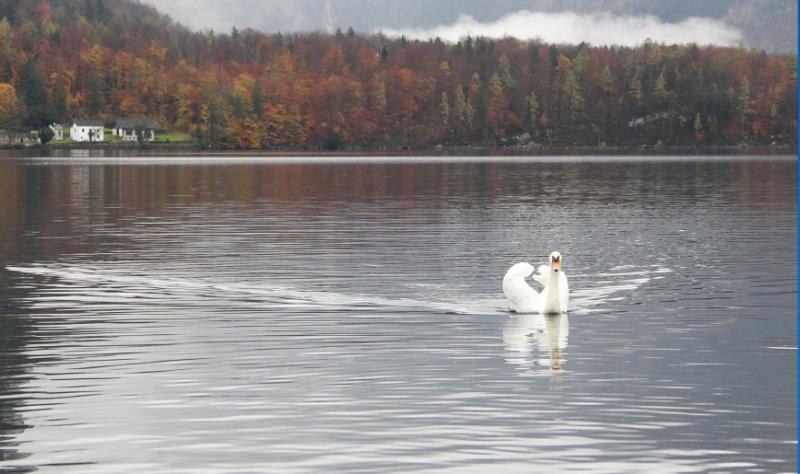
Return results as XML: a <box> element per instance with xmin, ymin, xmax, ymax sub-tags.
<box><xmin>377</xmin><ymin>10</ymin><xmax>743</xmax><ymax>47</ymax></box>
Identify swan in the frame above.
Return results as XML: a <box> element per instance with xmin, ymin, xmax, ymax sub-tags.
<box><xmin>502</xmin><ymin>251</ymin><xmax>569</xmax><ymax>314</ymax></box>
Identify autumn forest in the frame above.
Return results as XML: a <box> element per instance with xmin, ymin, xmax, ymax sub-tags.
<box><xmin>0</xmin><ymin>0</ymin><xmax>796</xmax><ymax>149</ymax></box>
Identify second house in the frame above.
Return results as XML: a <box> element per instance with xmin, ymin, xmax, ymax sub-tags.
<box><xmin>70</xmin><ymin>120</ymin><xmax>104</xmax><ymax>142</ymax></box>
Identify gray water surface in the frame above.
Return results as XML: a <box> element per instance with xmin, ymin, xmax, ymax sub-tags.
<box><xmin>0</xmin><ymin>155</ymin><xmax>796</xmax><ymax>473</ymax></box>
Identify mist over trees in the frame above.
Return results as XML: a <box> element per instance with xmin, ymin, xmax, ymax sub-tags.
<box><xmin>0</xmin><ymin>0</ymin><xmax>795</xmax><ymax>149</ymax></box>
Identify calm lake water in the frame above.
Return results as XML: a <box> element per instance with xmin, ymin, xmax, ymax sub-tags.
<box><xmin>0</xmin><ymin>154</ymin><xmax>796</xmax><ymax>473</ymax></box>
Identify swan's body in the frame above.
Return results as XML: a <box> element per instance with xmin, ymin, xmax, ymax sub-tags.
<box><xmin>502</xmin><ymin>252</ymin><xmax>569</xmax><ymax>314</ymax></box>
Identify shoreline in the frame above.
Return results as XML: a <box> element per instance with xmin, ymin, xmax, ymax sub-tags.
<box><xmin>2</xmin><ymin>142</ymin><xmax>795</xmax><ymax>157</ymax></box>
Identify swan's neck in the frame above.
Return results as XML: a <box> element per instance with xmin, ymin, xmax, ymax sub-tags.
<box><xmin>544</xmin><ymin>271</ymin><xmax>561</xmax><ymax>313</ymax></box>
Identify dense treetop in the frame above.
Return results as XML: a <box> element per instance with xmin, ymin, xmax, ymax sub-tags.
<box><xmin>0</xmin><ymin>0</ymin><xmax>796</xmax><ymax>149</ymax></box>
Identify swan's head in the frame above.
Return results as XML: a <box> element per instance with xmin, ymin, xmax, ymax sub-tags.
<box><xmin>549</xmin><ymin>251</ymin><xmax>562</xmax><ymax>273</ymax></box>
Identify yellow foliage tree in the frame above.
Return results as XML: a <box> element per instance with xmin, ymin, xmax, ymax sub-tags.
<box><xmin>236</xmin><ymin>116</ymin><xmax>260</xmax><ymax>149</ymax></box>
<box><xmin>0</xmin><ymin>82</ymin><xmax>17</xmax><ymax>126</ymax></box>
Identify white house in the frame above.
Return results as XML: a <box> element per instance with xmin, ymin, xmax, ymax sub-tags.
<box><xmin>70</xmin><ymin>120</ymin><xmax>104</xmax><ymax>142</ymax></box>
<box><xmin>49</xmin><ymin>123</ymin><xmax>63</xmax><ymax>141</ymax></box>
<box><xmin>112</xmin><ymin>117</ymin><xmax>157</xmax><ymax>142</ymax></box>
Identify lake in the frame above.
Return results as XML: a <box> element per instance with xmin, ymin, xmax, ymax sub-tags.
<box><xmin>0</xmin><ymin>154</ymin><xmax>796</xmax><ymax>473</ymax></box>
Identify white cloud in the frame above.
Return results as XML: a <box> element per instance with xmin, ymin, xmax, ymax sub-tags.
<box><xmin>376</xmin><ymin>11</ymin><xmax>743</xmax><ymax>47</ymax></box>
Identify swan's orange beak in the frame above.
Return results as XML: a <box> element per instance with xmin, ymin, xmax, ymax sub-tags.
<box><xmin>552</xmin><ymin>259</ymin><xmax>561</xmax><ymax>272</ymax></box>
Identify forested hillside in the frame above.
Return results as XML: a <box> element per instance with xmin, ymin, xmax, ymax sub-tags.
<box><xmin>0</xmin><ymin>0</ymin><xmax>796</xmax><ymax>149</ymax></box>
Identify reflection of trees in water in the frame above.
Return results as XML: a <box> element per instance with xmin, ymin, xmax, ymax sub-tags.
<box><xmin>0</xmin><ymin>160</ymin><xmax>793</xmax><ymax>245</ymax></box>
<box><xmin>0</xmin><ymin>271</ymin><xmax>36</xmax><ymax>471</ymax></box>
<box><xmin>503</xmin><ymin>313</ymin><xmax>569</xmax><ymax>373</ymax></box>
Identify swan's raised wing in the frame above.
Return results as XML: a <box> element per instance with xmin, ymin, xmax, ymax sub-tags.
<box><xmin>533</xmin><ymin>264</ymin><xmax>549</xmax><ymax>286</ymax></box>
<box><xmin>504</xmin><ymin>262</ymin><xmax>534</xmax><ymax>279</ymax></box>
<box><xmin>502</xmin><ymin>262</ymin><xmax>542</xmax><ymax>313</ymax></box>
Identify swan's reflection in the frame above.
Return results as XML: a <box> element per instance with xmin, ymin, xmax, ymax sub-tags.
<box><xmin>503</xmin><ymin>313</ymin><xmax>569</xmax><ymax>373</ymax></box>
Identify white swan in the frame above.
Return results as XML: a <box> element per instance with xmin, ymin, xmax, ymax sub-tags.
<box><xmin>502</xmin><ymin>251</ymin><xmax>569</xmax><ymax>314</ymax></box>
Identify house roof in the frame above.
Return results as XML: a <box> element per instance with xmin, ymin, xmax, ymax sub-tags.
<box><xmin>73</xmin><ymin>120</ymin><xmax>104</xmax><ymax>127</ymax></box>
<box><xmin>113</xmin><ymin>116</ymin><xmax>158</xmax><ymax>130</ymax></box>
<box><xmin>49</xmin><ymin>123</ymin><xmax>63</xmax><ymax>130</ymax></box>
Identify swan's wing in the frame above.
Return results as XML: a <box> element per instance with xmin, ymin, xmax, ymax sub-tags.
<box><xmin>533</xmin><ymin>264</ymin><xmax>549</xmax><ymax>285</ymax></box>
<box><xmin>536</xmin><ymin>264</ymin><xmax>549</xmax><ymax>275</ymax></box>
<box><xmin>504</xmin><ymin>262</ymin><xmax>534</xmax><ymax>279</ymax></box>
<box><xmin>503</xmin><ymin>262</ymin><xmax>542</xmax><ymax>313</ymax></box>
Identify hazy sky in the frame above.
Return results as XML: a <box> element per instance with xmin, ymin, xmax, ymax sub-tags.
<box><xmin>144</xmin><ymin>0</ymin><xmax>742</xmax><ymax>47</ymax></box>
<box><xmin>145</xmin><ymin>0</ymin><xmax>322</xmax><ymax>32</ymax></box>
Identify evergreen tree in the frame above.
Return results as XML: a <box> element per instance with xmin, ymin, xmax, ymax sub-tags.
<box><xmin>573</xmin><ymin>47</ymin><xmax>589</xmax><ymax>75</ymax></box>
<box><xmin>652</xmin><ymin>71</ymin><xmax>669</xmax><ymax>107</ymax></box>
<box><xmin>39</xmin><ymin>127</ymin><xmax>54</xmax><ymax>144</ymax></box>
<box><xmin>598</xmin><ymin>66</ymin><xmax>615</xmax><ymax>139</ymax></box>
<box><xmin>20</xmin><ymin>59</ymin><xmax>51</xmax><ymax>127</ymax></box>
<box><xmin>599</xmin><ymin>66</ymin><xmax>614</xmax><ymax>96</ymax></box>
<box><xmin>498</xmin><ymin>54</ymin><xmax>515</xmax><ymax>90</ymax></box>
<box><xmin>468</xmin><ymin>73</ymin><xmax>484</xmax><ymax>138</ymax></box>
<box><xmin>200</xmin><ymin>99</ymin><xmax>234</xmax><ymax>149</ymax></box>
<box><xmin>454</xmin><ymin>84</ymin><xmax>469</xmax><ymax>131</ymax></box>
<box><xmin>252</xmin><ymin>79</ymin><xmax>263</xmax><ymax>119</ymax></box>
<box><xmin>561</xmin><ymin>71</ymin><xmax>583</xmax><ymax>121</ymax></box>
<box><xmin>489</xmin><ymin>72</ymin><xmax>503</xmax><ymax>96</ymax></box>
<box><xmin>50</xmin><ymin>76</ymin><xmax>68</xmax><ymax>123</ymax></box>
<box><xmin>556</xmin><ymin>56</ymin><xmax>583</xmax><ymax>122</ymax></box>
<box><xmin>86</xmin><ymin>0</ymin><xmax>111</xmax><ymax>24</ymax></box>
<box><xmin>528</xmin><ymin>91</ymin><xmax>539</xmax><ymax>131</ymax></box>
<box><xmin>487</xmin><ymin>73</ymin><xmax>511</xmax><ymax>138</ymax></box>
<box><xmin>737</xmin><ymin>77</ymin><xmax>752</xmax><ymax>129</ymax></box>
<box><xmin>87</xmin><ymin>65</ymin><xmax>104</xmax><ymax>115</ymax></box>
<box><xmin>707</xmin><ymin>115</ymin><xmax>718</xmax><ymax>139</ymax></box>
<box><xmin>694</xmin><ymin>112</ymin><xmax>703</xmax><ymax>143</ymax></box>
<box><xmin>440</xmin><ymin>91</ymin><xmax>449</xmax><ymax>129</ymax></box>
<box><xmin>628</xmin><ymin>75</ymin><xmax>643</xmax><ymax>107</ymax></box>
<box><xmin>0</xmin><ymin>17</ymin><xmax>13</xmax><ymax>82</ymax></box>
<box><xmin>465</xmin><ymin>99</ymin><xmax>475</xmax><ymax>133</ymax></box>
